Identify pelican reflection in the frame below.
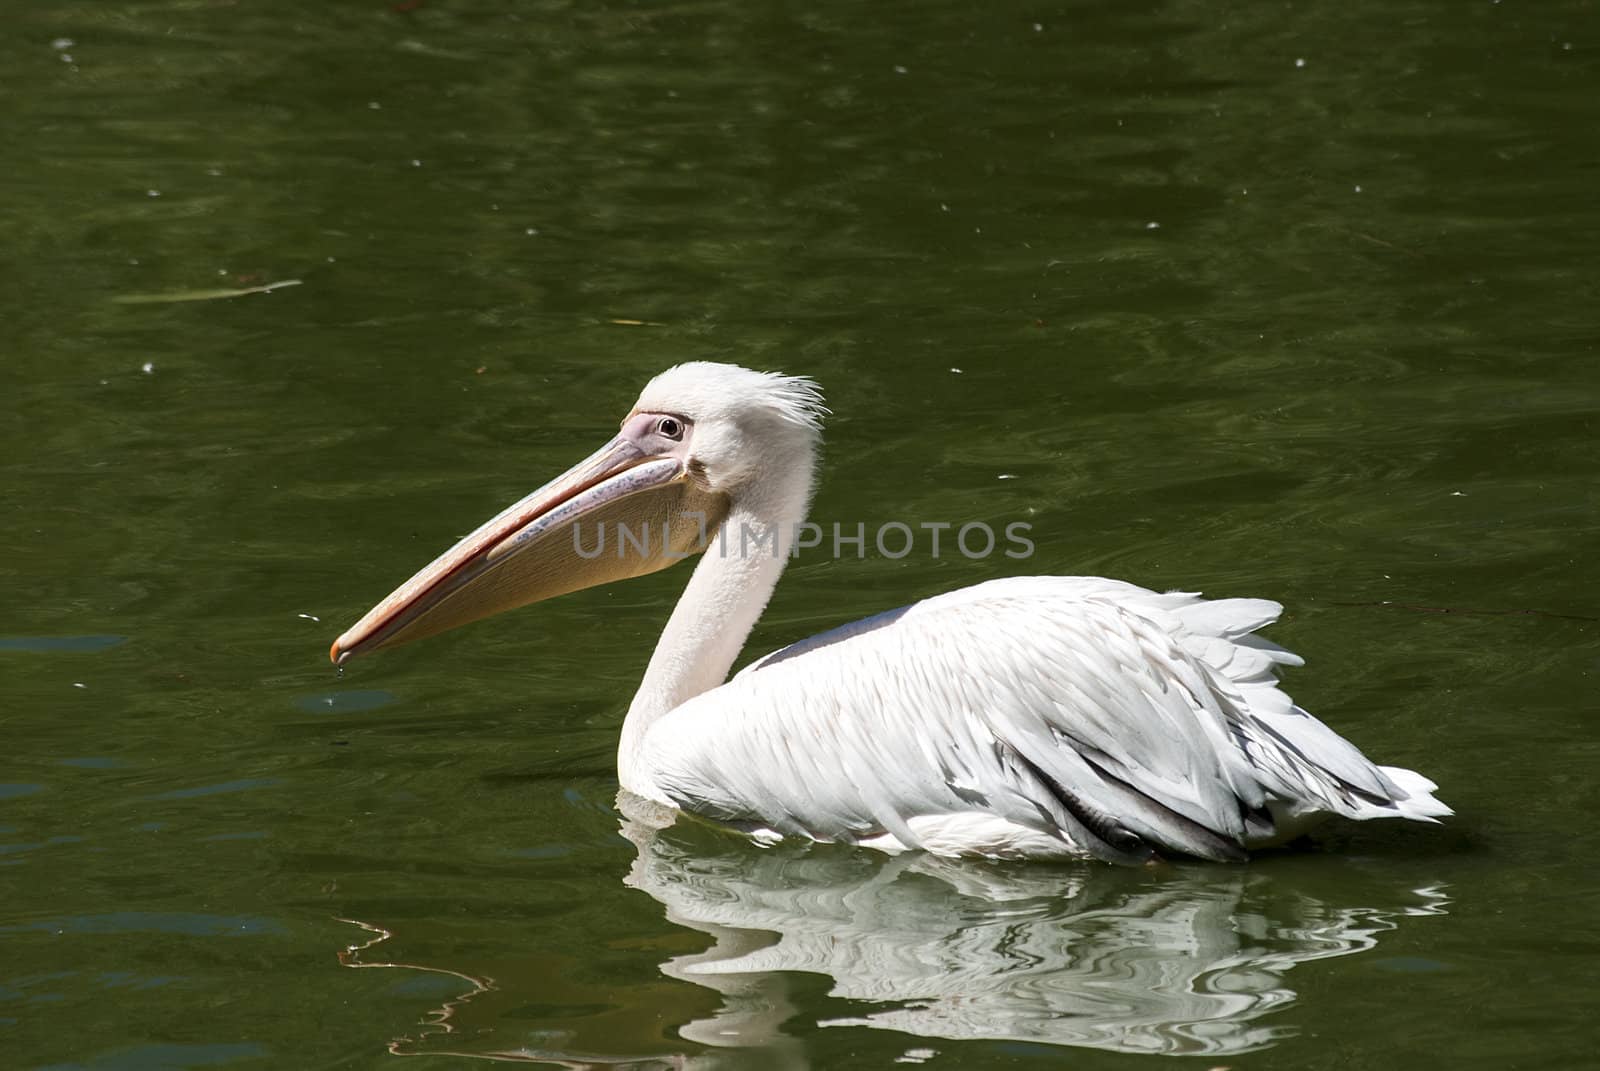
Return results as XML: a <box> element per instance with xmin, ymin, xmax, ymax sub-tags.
<box><xmin>621</xmin><ymin>804</ymin><xmax>1449</xmax><ymax>1060</ymax></box>
<box><xmin>340</xmin><ymin>812</ymin><xmax>1448</xmax><ymax>1065</ymax></box>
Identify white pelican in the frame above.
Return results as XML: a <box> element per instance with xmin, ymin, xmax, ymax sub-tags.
<box><xmin>331</xmin><ymin>362</ymin><xmax>1450</xmax><ymax>862</ymax></box>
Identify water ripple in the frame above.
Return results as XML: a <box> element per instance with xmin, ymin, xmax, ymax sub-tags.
<box><xmin>1</xmin><ymin>912</ymin><xmax>286</xmax><ymax>938</ymax></box>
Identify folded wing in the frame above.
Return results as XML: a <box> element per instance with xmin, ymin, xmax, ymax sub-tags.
<box><xmin>638</xmin><ymin>577</ymin><xmax>1449</xmax><ymax>862</ymax></box>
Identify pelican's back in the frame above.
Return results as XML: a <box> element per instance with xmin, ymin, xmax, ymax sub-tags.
<box><xmin>635</xmin><ymin>577</ymin><xmax>1449</xmax><ymax>862</ymax></box>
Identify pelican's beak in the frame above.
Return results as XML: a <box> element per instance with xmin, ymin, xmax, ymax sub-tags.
<box><xmin>330</xmin><ymin>432</ymin><xmax>727</xmax><ymax>665</ymax></box>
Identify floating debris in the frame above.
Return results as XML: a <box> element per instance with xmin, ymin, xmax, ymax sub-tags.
<box><xmin>111</xmin><ymin>279</ymin><xmax>302</xmax><ymax>304</ymax></box>
<box><xmin>394</xmin><ymin>39</ymin><xmax>476</xmax><ymax>61</ymax></box>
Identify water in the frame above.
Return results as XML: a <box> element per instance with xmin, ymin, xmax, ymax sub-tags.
<box><xmin>5</xmin><ymin>1</ymin><xmax>1597</xmax><ymax>1067</ymax></box>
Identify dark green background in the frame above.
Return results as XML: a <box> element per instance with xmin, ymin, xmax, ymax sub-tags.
<box><xmin>4</xmin><ymin>1</ymin><xmax>1596</xmax><ymax>1068</ymax></box>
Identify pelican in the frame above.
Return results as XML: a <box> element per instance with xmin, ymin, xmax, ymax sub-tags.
<box><xmin>331</xmin><ymin>362</ymin><xmax>1450</xmax><ymax>862</ymax></box>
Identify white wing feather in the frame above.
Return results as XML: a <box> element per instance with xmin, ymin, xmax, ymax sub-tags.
<box><xmin>637</xmin><ymin>577</ymin><xmax>1450</xmax><ymax>862</ymax></box>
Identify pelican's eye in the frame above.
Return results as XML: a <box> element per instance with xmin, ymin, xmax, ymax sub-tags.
<box><xmin>656</xmin><ymin>416</ymin><xmax>685</xmax><ymax>440</ymax></box>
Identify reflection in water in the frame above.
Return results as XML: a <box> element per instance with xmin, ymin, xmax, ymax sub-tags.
<box><xmin>341</xmin><ymin>806</ymin><xmax>1447</xmax><ymax>1066</ymax></box>
<box><xmin>620</xmin><ymin>803</ymin><xmax>1450</xmax><ymax>1062</ymax></box>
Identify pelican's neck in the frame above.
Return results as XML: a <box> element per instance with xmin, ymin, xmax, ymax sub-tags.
<box><xmin>619</xmin><ymin>468</ymin><xmax>812</xmax><ymax>793</ymax></box>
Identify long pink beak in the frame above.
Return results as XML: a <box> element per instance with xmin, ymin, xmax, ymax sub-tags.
<box><xmin>330</xmin><ymin>435</ymin><xmax>681</xmax><ymax>664</ymax></box>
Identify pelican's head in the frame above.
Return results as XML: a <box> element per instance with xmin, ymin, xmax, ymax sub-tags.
<box><xmin>329</xmin><ymin>362</ymin><xmax>826</xmax><ymax>664</ymax></box>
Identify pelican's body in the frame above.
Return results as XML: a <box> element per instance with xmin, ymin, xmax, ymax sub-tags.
<box><xmin>333</xmin><ymin>363</ymin><xmax>1449</xmax><ymax>862</ymax></box>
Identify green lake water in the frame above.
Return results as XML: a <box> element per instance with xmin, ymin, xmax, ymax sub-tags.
<box><xmin>4</xmin><ymin>1</ymin><xmax>1598</xmax><ymax>1068</ymax></box>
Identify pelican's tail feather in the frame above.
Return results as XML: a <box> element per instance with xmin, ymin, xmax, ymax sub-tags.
<box><xmin>1158</xmin><ymin>589</ymin><xmax>1452</xmax><ymax>838</ymax></box>
<box><xmin>1375</xmin><ymin>765</ymin><xmax>1455</xmax><ymax>821</ymax></box>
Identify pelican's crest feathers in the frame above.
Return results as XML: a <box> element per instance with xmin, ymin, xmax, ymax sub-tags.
<box><xmin>635</xmin><ymin>362</ymin><xmax>829</xmax><ymax>436</ymax></box>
